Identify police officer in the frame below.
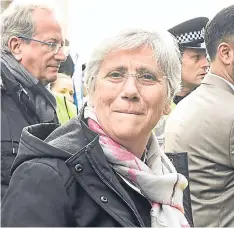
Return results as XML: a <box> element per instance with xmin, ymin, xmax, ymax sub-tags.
<box><xmin>169</xmin><ymin>17</ymin><xmax>210</xmax><ymax>108</ymax></box>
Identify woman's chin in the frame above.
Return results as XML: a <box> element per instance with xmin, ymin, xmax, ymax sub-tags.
<box><xmin>111</xmin><ymin>125</ymin><xmax>143</xmax><ymax>141</ymax></box>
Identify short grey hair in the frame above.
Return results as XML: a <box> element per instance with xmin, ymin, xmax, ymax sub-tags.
<box><xmin>1</xmin><ymin>1</ymin><xmax>55</xmax><ymax>52</ymax></box>
<box><xmin>84</xmin><ymin>29</ymin><xmax>182</xmax><ymax>101</ymax></box>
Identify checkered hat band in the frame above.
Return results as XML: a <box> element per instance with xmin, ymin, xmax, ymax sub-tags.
<box><xmin>176</xmin><ymin>28</ymin><xmax>205</xmax><ymax>43</ymax></box>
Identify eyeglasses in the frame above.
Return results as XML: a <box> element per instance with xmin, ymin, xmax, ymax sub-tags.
<box><xmin>98</xmin><ymin>71</ymin><xmax>167</xmax><ymax>86</ymax></box>
<box><xmin>17</xmin><ymin>35</ymin><xmax>69</xmax><ymax>56</ymax></box>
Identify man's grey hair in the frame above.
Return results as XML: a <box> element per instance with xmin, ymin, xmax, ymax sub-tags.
<box><xmin>84</xmin><ymin>28</ymin><xmax>182</xmax><ymax>101</ymax></box>
<box><xmin>1</xmin><ymin>1</ymin><xmax>56</xmax><ymax>52</ymax></box>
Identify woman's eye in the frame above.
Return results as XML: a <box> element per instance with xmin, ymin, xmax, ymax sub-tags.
<box><xmin>141</xmin><ymin>73</ymin><xmax>157</xmax><ymax>81</ymax></box>
<box><xmin>107</xmin><ymin>72</ymin><xmax>123</xmax><ymax>78</ymax></box>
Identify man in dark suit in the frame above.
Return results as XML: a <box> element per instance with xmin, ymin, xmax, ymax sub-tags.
<box><xmin>1</xmin><ymin>2</ymin><xmax>67</xmax><ymax>198</ymax></box>
<box><xmin>165</xmin><ymin>5</ymin><xmax>234</xmax><ymax>227</ymax></box>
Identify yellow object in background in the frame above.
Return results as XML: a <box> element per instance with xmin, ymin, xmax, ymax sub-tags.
<box><xmin>55</xmin><ymin>94</ymin><xmax>77</xmax><ymax>124</ymax></box>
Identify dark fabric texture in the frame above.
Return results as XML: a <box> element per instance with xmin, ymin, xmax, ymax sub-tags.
<box><xmin>166</xmin><ymin>152</ymin><xmax>194</xmax><ymax>227</ymax></box>
<box><xmin>1</xmin><ymin>108</ymin><xmax>193</xmax><ymax>227</ymax></box>
<box><xmin>1</xmin><ymin>52</ymin><xmax>57</xmax><ymax>123</ymax></box>
<box><xmin>116</xmin><ymin>174</ymin><xmax>152</xmax><ymax>227</ymax></box>
<box><xmin>0</xmin><ymin>56</ymin><xmax>59</xmax><ymax>199</ymax></box>
<box><xmin>58</xmin><ymin>54</ymin><xmax>74</xmax><ymax>77</ymax></box>
<box><xmin>173</xmin><ymin>95</ymin><xmax>187</xmax><ymax>105</ymax></box>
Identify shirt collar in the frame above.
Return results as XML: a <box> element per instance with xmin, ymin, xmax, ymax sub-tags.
<box><xmin>209</xmin><ymin>73</ymin><xmax>234</xmax><ymax>91</ymax></box>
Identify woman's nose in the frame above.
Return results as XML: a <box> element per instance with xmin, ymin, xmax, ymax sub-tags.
<box><xmin>121</xmin><ymin>76</ymin><xmax>140</xmax><ymax>101</ymax></box>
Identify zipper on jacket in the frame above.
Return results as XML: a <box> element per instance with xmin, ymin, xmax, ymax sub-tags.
<box><xmin>87</xmin><ymin>152</ymin><xmax>145</xmax><ymax>227</ymax></box>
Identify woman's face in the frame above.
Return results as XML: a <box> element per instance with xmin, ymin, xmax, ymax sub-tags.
<box><xmin>91</xmin><ymin>46</ymin><xmax>170</xmax><ymax>143</ymax></box>
<box><xmin>51</xmin><ymin>75</ymin><xmax>74</xmax><ymax>103</ymax></box>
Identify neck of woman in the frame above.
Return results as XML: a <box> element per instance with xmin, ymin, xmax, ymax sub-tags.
<box><xmin>115</xmin><ymin>134</ymin><xmax>150</xmax><ymax>159</ymax></box>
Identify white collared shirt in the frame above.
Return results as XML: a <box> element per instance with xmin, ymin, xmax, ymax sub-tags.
<box><xmin>209</xmin><ymin>74</ymin><xmax>234</xmax><ymax>91</ymax></box>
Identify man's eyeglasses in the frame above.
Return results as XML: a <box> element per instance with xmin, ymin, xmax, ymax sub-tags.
<box><xmin>98</xmin><ymin>71</ymin><xmax>167</xmax><ymax>86</ymax></box>
<box><xmin>17</xmin><ymin>35</ymin><xmax>69</xmax><ymax>56</ymax></box>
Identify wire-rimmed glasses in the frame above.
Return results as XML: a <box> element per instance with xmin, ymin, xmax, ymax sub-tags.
<box><xmin>98</xmin><ymin>71</ymin><xmax>167</xmax><ymax>86</ymax></box>
<box><xmin>17</xmin><ymin>35</ymin><xmax>70</xmax><ymax>56</ymax></box>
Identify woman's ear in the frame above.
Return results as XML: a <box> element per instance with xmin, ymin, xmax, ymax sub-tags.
<box><xmin>163</xmin><ymin>102</ymin><xmax>171</xmax><ymax>115</ymax></box>
<box><xmin>8</xmin><ymin>36</ymin><xmax>22</xmax><ymax>61</ymax></box>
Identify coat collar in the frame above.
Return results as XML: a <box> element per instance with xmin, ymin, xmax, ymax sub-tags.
<box><xmin>202</xmin><ymin>73</ymin><xmax>234</xmax><ymax>94</ymax></box>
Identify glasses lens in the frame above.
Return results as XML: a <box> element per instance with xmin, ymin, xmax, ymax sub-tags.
<box><xmin>47</xmin><ymin>43</ymin><xmax>57</xmax><ymax>53</ymax></box>
<box><xmin>62</xmin><ymin>46</ymin><xmax>70</xmax><ymax>56</ymax></box>
<box><xmin>138</xmin><ymin>73</ymin><xmax>157</xmax><ymax>85</ymax></box>
<box><xmin>48</xmin><ymin>44</ymin><xmax>69</xmax><ymax>56</ymax></box>
<box><xmin>55</xmin><ymin>45</ymin><xmax>69</xmax><ymax>56</ymax></box>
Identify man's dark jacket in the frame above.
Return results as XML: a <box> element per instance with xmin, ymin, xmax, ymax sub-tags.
<box><xmin>1</xmin><ymin>112</ymin><xmax>193</xmax><ymax>227</ymax></box>
<box><xmin>1</xmin><ymin>63</ymin><xmax>58</xmax><ymax>199</ymax></box>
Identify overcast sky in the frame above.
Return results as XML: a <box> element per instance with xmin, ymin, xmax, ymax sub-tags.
<box><xmin>67</xmin><ymin>0</ymin><xmax>234</xmax><ymax>62</ymax></box>
<box><xmin>11</xmin><ymin>0</ymin><xmax>234</xmax><ymax>62</ymax></box>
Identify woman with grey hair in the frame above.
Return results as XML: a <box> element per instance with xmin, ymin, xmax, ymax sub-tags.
<box><xmin>2</xmin><ymin>29</ymin><xmax>189</xmax><ymax>227</ymax></box>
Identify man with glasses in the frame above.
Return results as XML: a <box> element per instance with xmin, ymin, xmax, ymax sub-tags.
<box><xmin>1</xmin><ymin>2</ymin><xmax>68</xmax><ymax>198</ymax></box>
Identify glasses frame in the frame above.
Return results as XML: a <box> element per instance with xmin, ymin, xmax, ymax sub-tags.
<box><xmin>94</xmin><ymin>72</ymin><xmax>168</xmax><ymax>86</ymax></box>
<box><xmin>17</xmin><ymin>35</ymin><xmax>69</xmax><ymax>56</ymax></box>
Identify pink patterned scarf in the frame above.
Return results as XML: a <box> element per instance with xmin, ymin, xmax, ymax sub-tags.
<box><xmin>87</xmin><ymin>112</ymin><xmax>189</xmax><ymax>227</ymax></box>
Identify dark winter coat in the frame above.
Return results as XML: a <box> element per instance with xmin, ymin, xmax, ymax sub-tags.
<box><xmin>1</xmin><ymin>63</ymin><xmax>58</xmax><ymax>199</ymax></box>
<box><xmin>1</xmin><ymin>112</ymin><xmax>193</xmax><ymax>227</ymax></box>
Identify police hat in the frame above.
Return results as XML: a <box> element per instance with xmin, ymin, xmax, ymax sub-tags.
<box><xmin>168</xmin><ymin>17</ymin><xmax>209</xmax><ymax>50</ymax></box>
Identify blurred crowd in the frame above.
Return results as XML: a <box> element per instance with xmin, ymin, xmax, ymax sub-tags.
<box><xmin>1</xmin><ymin>1</ymin><xmax>234</xmax><ymax>227</ymax></box>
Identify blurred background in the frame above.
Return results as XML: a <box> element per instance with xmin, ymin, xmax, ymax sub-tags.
<box><xmin>1</xmin><ymin>0</ymin><xmax>234</xmax><ymax>108</ymax></box>
<box><xmin>1</xmin><ymin>0</ymin><xmax>234</xmax><ymax>62</ymax></box>
<box><xmin>67</xmin><ymin>0</ymin><xmax>234</xmax><ymax>62</ymax></box>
